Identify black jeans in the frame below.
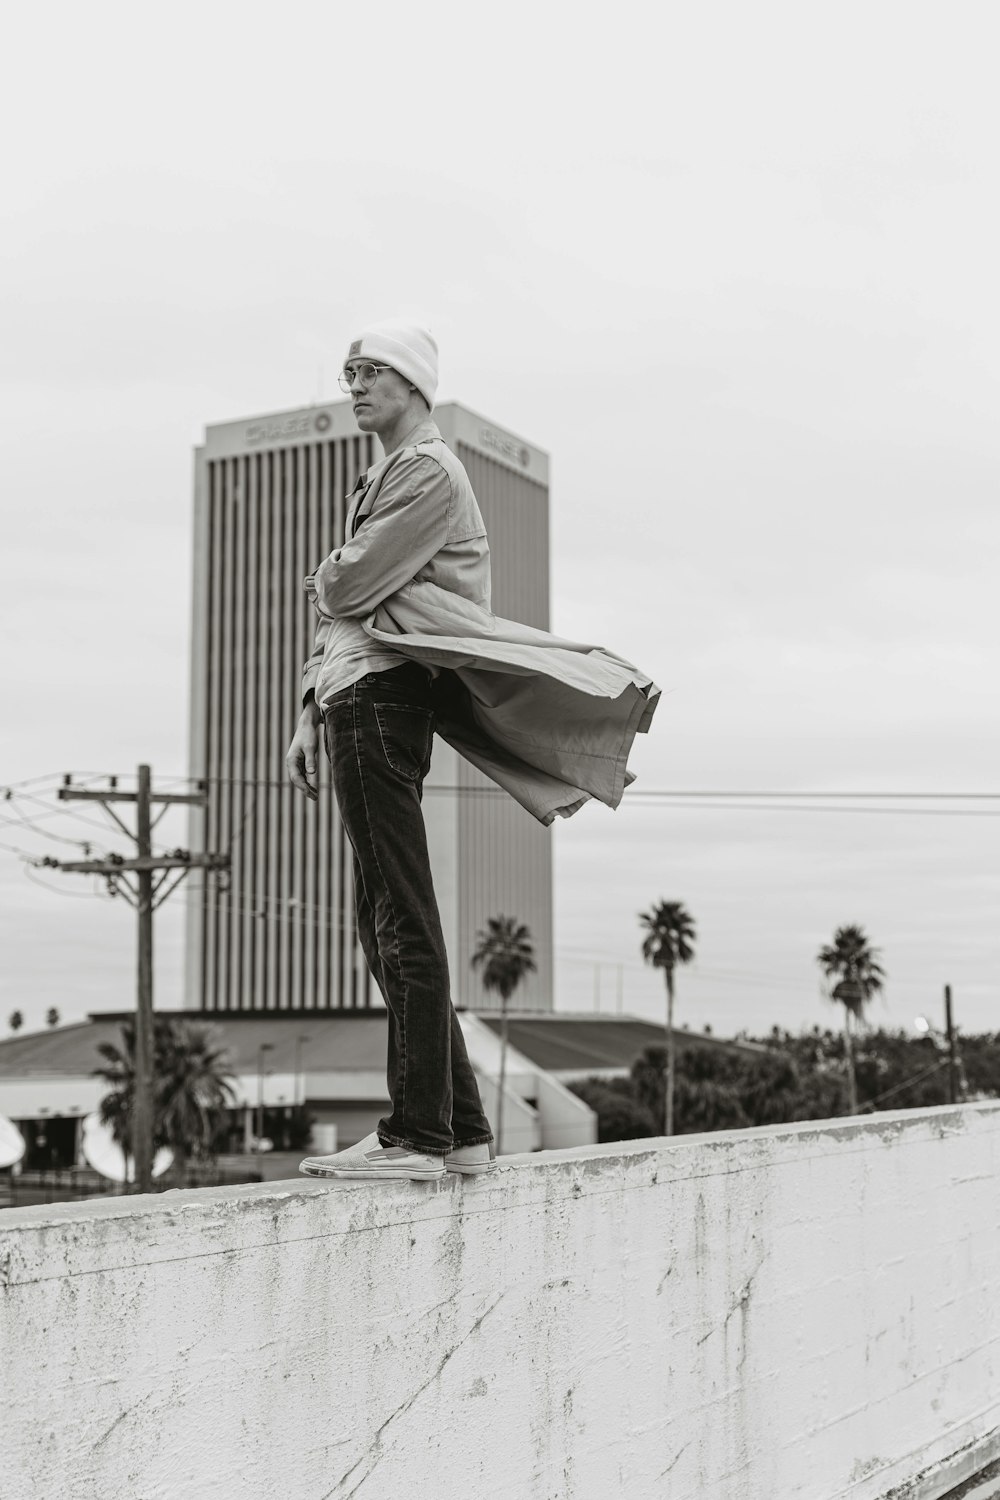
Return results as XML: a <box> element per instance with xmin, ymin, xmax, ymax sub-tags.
<box><xmin>323</xmin><ymin>661</ymin><xmax>493</xmax><ymax>1158</ymax></box>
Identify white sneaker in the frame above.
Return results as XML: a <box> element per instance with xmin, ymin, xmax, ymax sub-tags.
<box><xmin>299</xmin><ymin>1131</ymin><xmax>445</xmax><ymax>1182</ymax></box>
<box><xmin>444</xmin><ymin>1142</ymin><xmax>497</xmax><ymax>1175</ymax></box>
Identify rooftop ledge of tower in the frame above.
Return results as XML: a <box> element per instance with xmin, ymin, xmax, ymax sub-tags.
<box><xmin>3</xmin><ymin>1104</ymin><xmax>1000</xmax><ymax>1498</ymax></box>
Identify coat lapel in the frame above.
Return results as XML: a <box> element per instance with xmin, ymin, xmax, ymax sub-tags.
<box><xmin>346</xmin><ymin>423</ymin><xmax>439</xmax><ymax>539</ymax></box>
<box><xmin>346</xmin><ymin>471</ymin><xmax>372</xmax><ymax>540</ymax></box>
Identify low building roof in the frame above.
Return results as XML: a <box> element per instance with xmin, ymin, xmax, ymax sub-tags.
<box><xmin>0</xmin><ymin>1009</ymin><xmax>763</xmax><ymax>1082</ymax></box>
<box><xmin>472</xmin><ymin>1014</ymin><xmax>765</xmax><ymax>1072</ymax></box>
<box><xmin>0</xmin><ymin>1012</ymin><xmax>388</xmax><ymax>1078</ymax></box>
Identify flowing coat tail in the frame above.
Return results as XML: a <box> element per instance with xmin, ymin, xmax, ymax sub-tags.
<box><xmin>361</xmin><ymin>580</ymin><xmax>661</xmax><ymax>827</ymax></box>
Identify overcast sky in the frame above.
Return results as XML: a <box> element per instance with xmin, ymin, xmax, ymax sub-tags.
<box><xmin>1</xmin><ymin>1</ymin><xmax>997</xmax><ymax>1043</ymax></box>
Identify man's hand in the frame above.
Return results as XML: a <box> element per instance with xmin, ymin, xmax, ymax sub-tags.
<box><xmin>287</xmin><ymin>709</ymin><xmax>321</xmax><ymax>801</ymax></box>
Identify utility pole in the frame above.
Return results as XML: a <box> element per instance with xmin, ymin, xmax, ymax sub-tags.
<box><xmin>51</xmin><ymin>766</ymin><xmax>229</xmax><ymax>1194</ymax></box>
<box><xmin>944</xmin><ymin>983</ymin><xmax>958</xmax><ymax>1105</ymax></box>
<box><xmin>135</xmin><ymin>764</ymin><xmax>153</xmax><ymax>1198</ymax></box>
<box><xmin>256</xmin><ymin>1043</ymin><xmax>273</xmax><ymax>1152</ymax></box>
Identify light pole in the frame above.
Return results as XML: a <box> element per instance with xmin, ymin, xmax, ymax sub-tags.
<box><xmin>256</xmin><ymin>1043</ymin><xmax>273</xmax><ymax>1150</ymax></box>
<box><xmin>914</xmin><ymin>987</ymin><xmax>965</xmax><ymax>1104</ymax></box>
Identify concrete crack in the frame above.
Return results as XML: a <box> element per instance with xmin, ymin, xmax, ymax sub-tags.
<box><xmin>90</xmin><ymin>1392</ymin><xmax>154</xmax><ymax>1451</ymax></box>
<box><xmin>318</xmin><ymin>1289</ymin><xmax>506</xmax><ymax>1500</ymax></box>
<box><xmin>696</xmin><ymin>1250</ymin><xmax>767</xmax><ymax>1347</ymax></box>
<box><xmin>657</xmin><ymin>1437</ymin><xmax>692</xmax><ymax>1481</ymax></box>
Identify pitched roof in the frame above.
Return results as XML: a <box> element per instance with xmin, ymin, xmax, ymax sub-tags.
<box><xmin>469</xmin><ymin>1014</ymin><xmax>765</xmax><ymax>1071</ymax></box>
<box><xmin>0</xmin><ymin>1009</ymin><xmax>762</xmax><ymax>1081</ymax></box>
<box><xmin>0</xmin><ymin>1012</ymin><xmax>389</xmax><ymax>1078</ymax></box>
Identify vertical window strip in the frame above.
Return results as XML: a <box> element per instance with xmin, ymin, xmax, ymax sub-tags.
<box><xmin>266</xmin><ymin>448</ymin><xmax>284</xmax><ymax>1011</ymax></box>
<box><xmin>281</xmin><ymin>446</ymin><xmax>299</xmax><ymax>1011</ymax></box>
<box><xmin>246</xmin><ymin>450</ymin><xmax>262</xmax><ymax>1014</ymax></box>
<box><xmin>205</xmin><ymin>460</ymin><xmax>222</xmax><ymax>1012</ymax></box>
<box><xmin>330</xmin><ymin>439</ymin><xmax>346</xmax><ymax>1008</ymax></box>
<box><xmin>218</xmin><ymin>457</ymin><xmax>237</xmax><ymax>1012</ymax></box>
<box><xmin>272</xmin><ymin>446</ymin><xmax>286</xmax><ymax>1011</ymax></box>
<box><xmin>300</xmin><ymin>442</ymin><xmax>317</xmax><ymax>1012</ymax></box>
<box><xmin>230</xmin><ymin>454</ymin><xmax>248</xmax><ymax>1015</ymax></box>
<box><xmin>284</xmin><ymin>444</ymin><xmax>296</xmax><ymax>1009</ymax></box>
<box><xmin>289</xmin><ymin>443</ymin><xmax>308</xmax><ymax>1011</ymax></box>
<box><xmin>314</xmin><ymin>440</ymin><xmax>330</xmax><ymax>1010</ymax></box>
<box><xmin>257</xmin><ymin>449</ymin><xmax>273</xmax><ymax>1013</ymax></box>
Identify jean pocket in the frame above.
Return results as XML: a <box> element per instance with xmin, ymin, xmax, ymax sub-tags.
<box><xmin>373</xmin><ymin>703</ymin><xmax>434</xmax><ymax>782</ymax></box>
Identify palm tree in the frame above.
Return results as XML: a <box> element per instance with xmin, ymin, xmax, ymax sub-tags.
<box><xmin>93</xmin><ymin>1016</ymin><xmax>239</xmax><ymax>1185</ymax></box>
<box><xmin>638</xmin><ymin>900</ymin><xmax>697</xmax><ymax>1136</ymax></box>
<box><xmin>816</xmin><ymin>924</ymin><xmax>886</xmax><ymax>1115</ymax></box>
<box><xmin>470</xmin><ymin>915</ymin><xmax>537</xmax><ymax>1155</ymax></box>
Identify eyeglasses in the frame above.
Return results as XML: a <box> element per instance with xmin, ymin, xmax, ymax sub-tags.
<box><xmin>338</xmin><ymin>362</ymin><xmax>391</xmax><ymax>394</ymax></box>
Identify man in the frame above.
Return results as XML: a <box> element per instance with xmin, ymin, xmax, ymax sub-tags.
<box><xmin>289</xmin><ymin>319</ymin><xmax>661</xmax><ymax>1187</ymax></box>
<box><xmin>289</xmin><ymin>319</ymin><xmax>497</xmax><ymax>1184</ymax></box>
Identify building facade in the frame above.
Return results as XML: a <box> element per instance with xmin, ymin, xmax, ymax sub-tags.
<box><xmin>185</xmin><ymin>400</ymin><xmax>553</xmax><ymax>1014</ymax></box>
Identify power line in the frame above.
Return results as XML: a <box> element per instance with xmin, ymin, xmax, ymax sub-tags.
<box><xmin>146</xmin><ymin>888</ymin><xmax>998</xmax><ymax>992</ymax></box>
<box><xmin>14</xmin><ymin>876</ymin><xmax>995</xmax><ymax>1010</ymax></box>
<box><xmin>7</xmin><ymin>771</ymin><xmax>1000</xmax><ymax>803</ymax></box>
<box><xmin>620</xmin><ymin>799</ymin><xmax>1000</xmax><ymax>818</ymax></box>
<box><xmin>0</xmin><ymin>837</ymin><xmax>49</xmax><ymax>860</ymax></box>
<box><xmin>227</xmin><ymin>790</ymin><xmax>261</xmax><ymax>857</ymax></box>
<box><xmin>32</xmin><ymin>769</ymin><xmax>996</xmax><ymax>801</ymax></box>
<box><xmin>0</xmin><ymin>772</ymin><xmax>78</xmax><ymax>793</ymax></box>
<box><xmin>1</xmin><ymin>785</ymin><xmax>190</xmax><ymax>859</ymax></box>
<box><xmin>9</xmin><ymin>774</ymin><xmax>1000</xmax><ymax>798</ymax></box>
<box><xmin>857</xmin><ymin>1057</ymin><xmax>950</xmax><ymax>1112</ymax></box>
<box><xmin>626</xmin><ymin>789</ymin><xmax>1000</xmax><ymax>800</ymax></box>
<box><xmin>1</xmin><ymin>772</ymin><xmax>115</xmax><ymax>790</ymax></box>
<box><xmin>38</xmin><ymin>777</ymin><xmax>1000</xmax><ymax>818</ymax></box>
<box><xmin>1</xmin><ymin>803</ymin><xmax>104</xmax><ymax>852</ymax></box>
<box><xmin>23</xmin><ymin>866</ymin><xmax>109</xmax><ymax>899</ymax></box>
<box><xmin>555</xmin><ymin>954</ymin><xmax>827</xmax><ymax>992</ymax></box>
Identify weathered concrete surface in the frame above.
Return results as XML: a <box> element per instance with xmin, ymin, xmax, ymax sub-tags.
<box><xmin>1</xmin><ymin>1104</ymin><xmax>999</xmax><ymax>1500</ymax></box>
<box><xmin>937</xmin><ymin>1454</ymin><xmax>1000</xmax><ymax>1499</ymax></box>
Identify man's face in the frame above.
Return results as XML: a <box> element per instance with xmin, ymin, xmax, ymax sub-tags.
<box><xmin>344</xmin><ymin>360</ymin><xmax>414</xmax><ymax>433</ymax></box>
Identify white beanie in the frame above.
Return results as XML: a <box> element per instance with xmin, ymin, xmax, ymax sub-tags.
<box><xmin>345</xmin><ymin>319</ymin><xmax>439</xmax><ymax>410</ymax></box>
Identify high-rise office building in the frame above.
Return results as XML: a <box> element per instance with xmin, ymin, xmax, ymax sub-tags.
<box><xmin>185</xmin><ymin>400</ymin><xmax>553</xmax><ymax>1015</ymax></box>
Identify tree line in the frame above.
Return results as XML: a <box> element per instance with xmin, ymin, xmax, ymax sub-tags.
<box><xmin>638</xmin><ymin>902</ymin><xmax>888</xmax><ymax>1134</ymax></box>
<box><xmin>8</xmin><ymin>902</ymin><xmax>990</xmax><ymax>1180</ymax></box>
<box><xmin>568</xmin><ymin>1025</ymin><xmax>1000</xmax><ymax>1144</ymax></box>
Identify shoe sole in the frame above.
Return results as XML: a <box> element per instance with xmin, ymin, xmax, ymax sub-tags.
<box><xmin>300</xmin><ymin>1163</ymin><xmax>494</xmax><ymax>1178</ymax></box>
<box><xmin>300</xmin><ymin>1163</ymin><xmax>446</xmax><ymax>1181</ymax></box>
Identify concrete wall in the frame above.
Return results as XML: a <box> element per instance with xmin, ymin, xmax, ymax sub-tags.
<box><xmin>2</xmin><ymin>1104</ymin><xmax>999</xmax><ymax>1500</ymax></box>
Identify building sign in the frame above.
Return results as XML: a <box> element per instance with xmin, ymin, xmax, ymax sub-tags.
<box><xmin>479</xmin><ymin>426</ymin><xmax>531</xmax><ymax>469</ymax></box>
<box><xmin>244</xmin><ymin>411</ymin><xmax>333</xmax><ymax>447</ymax></box>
